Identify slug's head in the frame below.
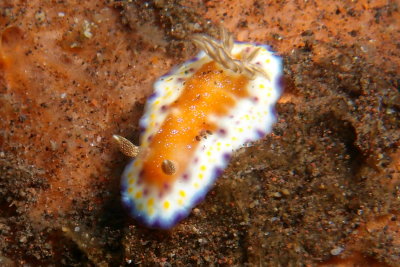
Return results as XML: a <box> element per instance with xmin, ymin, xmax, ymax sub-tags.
<box><xmin>192</xmin><ymin>27</ymin><xmax>271</xmax><ymax>80</ymax></box>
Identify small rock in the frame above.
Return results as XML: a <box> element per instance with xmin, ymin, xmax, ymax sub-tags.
<box><xmin>330</xmin><ymin>247</ymin><xmax>344</xmax><ymax>256</ymax></box>
<box><xmin>281</xmin><ymin>189</ymin><xmax>290</xmax><ymax>196</ymax></box>
<box><xmin>272</xmin><ymin>192</ymin><xmax>282</xmax><ymax>198</ymax></box>
<box><xmin>50</xmin><ymin>140</ymin><xmax>58</xmax><ymax>151</ymax></box>
<box><xmin>19</xmin><ymin>235</ymin><xmax>28</xmax><ymax>243</ymax></box>
<box><xmin>193</xmin><ymin>208</ymin><xmax>200</xmax><ymax>216</ymax></box>
<box><xmin>35</xmin><ymin>10</ymin><xmax>46</xmax><ymax>22</ymax></box>
<box><xmin>83</xmin><ymin>20</ymin><xmax>93</xmax><ymax>39</ymax></box>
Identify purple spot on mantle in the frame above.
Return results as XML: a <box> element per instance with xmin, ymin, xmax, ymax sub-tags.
<box><xmin>256</xmin><ymin>129</ymin><xmax>265</xmax><ymax>138</ymax></box>
<box><xmin>137</xmin><ymin>170</ymin><xmax>144</xmax><ymax>185</ymax></box>
<box><xmin>121</xmin><ymin>182</ymin><xmax>127</xmax><ymax>193</ymax></box>
<box><xmin>223</xmin><ymin>153</ymin><xmax>231</xmax><ymax>162</ymax></box>
<box><xmin>253</xmin><ymin>97</ymin><xmax>259</xmax><ymax>102</ymax></box>
<box><xmin>182</xmin><ymin>173</ymin><xmax>189</xmax><ymax>181</ymax></box>
<box><xmin>174</xmin><ymin>212</ymin><xmax>185</xmax><ymax>224</ymax></box>
<box><xmin>147</xmin><ymin>134</ymin><xmax>153</xmax><ymax>142</ymax></box>
<box><xmin>194</xmin><ymin>157</ymin><xmax>199</xmax><ymax>163</ymax></box>
<box><xmin>148</xmin><ymin>92</ymin><xmax>157</xmax><ymax>100</ymax></box>
<box><xmin>214</xmin><ymin>167</ymin><xmax>224</xmax><ymax>178</ymax></box>
<box><xmin>218</xmin><ymin>128</ymin><xmax>227</xmax><ymax>136</ymax></box>
<box><xmin>163</xmin><ymin>71</ymin><xmax>172</xmax><ymax>78</ymax></box>
<box><xmin>193</xmin><ymin>193</ymin><xmax>205</xmax><ymax>206</ymax></box>
<box><xmin>277</xmin><ymin>75</ymin><xmax>284</xmax><ymax>92</ymax></box>
<box><xmin>143</xmin><ymin>188</ymin><xmax>149</xmax><ymax>196</ymax></box>
<box><xmin>160</xmin><ymin>105</ymin><xmax>168</xmax><ymax>112</ymax></box>
<box><xmin>163</xmin><ymin>183</ymin><xmax>170</xmax><ymax>191</ymax></box>
<box><xmin>151</xmin><ymin>219</ymin><xmax>162</xmax><ymax>229</ymax></box>
<box><xmin>186</xmin><ymin>57</ymin><xmax>199</xmax><ymax>65</ymax></box>
<box><xmin>272</xmin><ymin>107</ymin><xmax>278</xmax><ymax>119</ymax></box>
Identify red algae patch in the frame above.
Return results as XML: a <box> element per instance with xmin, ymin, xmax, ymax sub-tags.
<box><xmin>0</xmin><ymin>1</ymin><xmax>172</xmax><ymax>222</ymax></box>
<box><xmin>0</xmin><ymin>0</ymin><xmax>399</xmax><ymax>266</ymax></box>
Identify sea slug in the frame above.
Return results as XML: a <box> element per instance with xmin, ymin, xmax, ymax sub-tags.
<box><xmin>114</xmin><ymin>28</ymin><xmax>282</xmax><ymax>229</ymax></box>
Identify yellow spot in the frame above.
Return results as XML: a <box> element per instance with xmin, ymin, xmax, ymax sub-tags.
<box><xmin>194</xmin><ymin>183</ymin><xmax>200</xmax><ymax>189</ymax></box>
<box><xmin>128</xmin><ymin>171</ymin><xmax>135</xmax><ymax>179</ymax></box>
<box><xmin>217</xmin><ymin>142</ymin><xmax>221</xmax><ymax>146</ymax></box>
<box><xmin>207</xmin><ymin>151</ymin><xmax>212</xmax><ymax>156</ymax></box>
<box><xmin>154</xmin><ymin>100</ymin><xmax>160</xmax><ymax>105</ymax></box>
<box><xmin>179</xmin><ymin>190</ymin><xmax>186</xmax><ymax>197</ymax></box>
<box><xmin>166</xmin><ymin>77</ymin><xmax>173</xmax><ymax>81</ymax></box>
<box><xmin>148</xmin><ymin>207</ymin><xmax>154</xmax><ymax>215</ymax></box>
<box><xmin>200</xmin><ymin>165</ymin><xmax>206</xmax><ymax>171</ymax></box>
<box><xmin>264</xmin><ymin>111</ymin><xmax>268</xmax><ymax>115</ymax></box>
<box><xmin>147</xmin><ymin>198</ymin><xmax>154</xmax><ymax>207</ymax></box>
<box><xmin>134</xmin><ymin>161</ymin><xmax>140</xmax><ymax>167</ymax></box>
<box><xmin>238</xmin><ymin>128</ymin><xmax>244</xmax><ymax>132</ymax></box>
<box><xmin>178</xmin><ymin>199</ymin><xmax>184</xmax><ymax>206</ymax></box>
<box><xmin>163</xmin><ymin>201</ymin><xmax>170</xmax><ymax>209</ymax></box>
<box><xmin>265</xmin><ymin>59</ymin><xmax>271</xmax><ymax>63</ymax></box>
<box><xmin>128</xmin><ymin>178</ymin><xmax>135</xmax><ymax>185</ymax></box>
<box><xmin>226</xmin><ymin>143</ymin><xmax>231</xmax><ymax>147</ymax></box>
<box><xmin>231</xmin><ymin>137</ymin><xmax>237</xmax><ymax>141</ymax></box>
<box><xmin>137</xmin><ymin>203</ymin><xmax>143</xmax><ymax>211</ymax></box>
<box><xmin>128</xmin><ymin>187</ymin><xmax>133</xmax><ymax>193</ymax></box>
<box><xmin>245</xmin><ymin>114</ymin><xmax>250</xmax><ymax>120</ymax></box>
<box><xmin>165</xmin><ymin>86</ymin><xmax>170</xmax><ymax>91</ymax></box>
<box><xmin>267</xmin><ymin>92</ymin><xmax>271</xmax><ymax>97</ymax></box>
<box><xmin>259</xmin><ymin>84</ymin><xmax>265</xmax><ymax>89</ymax></box>
<box><xmin>198</xmin><ymin>173</ymin><xmax>204</xmax><ymax>180</ymax></box>
<box><xmin>135</xmin><ymin>191</ymin><xmax>142</xmax><ymax>199</ymax></box>
<box><xmin>150</xmin><ymin>114</ymin><xmax>155</xmax><ymax>120</ymax></box>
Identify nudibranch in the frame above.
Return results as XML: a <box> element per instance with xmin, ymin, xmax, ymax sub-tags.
<box><xmin>114</xmin><ymin>28</ymin><xmax>282</xmax><ymax>229</ymax></box>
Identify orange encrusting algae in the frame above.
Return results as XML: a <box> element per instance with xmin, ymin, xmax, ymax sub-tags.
<box><xmin>141</xmin><ymin>61</ymin><xmax>250</xmax><ymax>188</ymax></box>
